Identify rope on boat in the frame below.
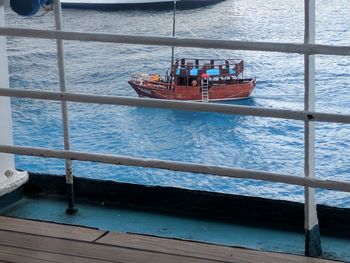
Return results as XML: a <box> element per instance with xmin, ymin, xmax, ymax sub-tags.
<box><xmin>180</xmin><ymin>23</ymin><xmax>232</xmax><ymax>63</ymax></box>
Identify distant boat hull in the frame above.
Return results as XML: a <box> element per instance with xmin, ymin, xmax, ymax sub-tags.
<box><xmin>61</xmin><ymin>0</ymin><xmax>224</xmax><ymax>9</ymax></box>
<box><xmin>128</xmin><ymin>78</ymin><xmax>256</xmax><ymax>101</ymax></box>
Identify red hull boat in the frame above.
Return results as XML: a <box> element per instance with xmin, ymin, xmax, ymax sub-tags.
<box><xmin>128</xmin><ymin>58</ymin><xmax>256</xmax><ymax>102</ymax></box>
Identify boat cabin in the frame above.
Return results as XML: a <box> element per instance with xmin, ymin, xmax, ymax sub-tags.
<box><xmin>170</xmin><ymin>58</ymin><xmax>245</xmax><ymax>86</ymax></box>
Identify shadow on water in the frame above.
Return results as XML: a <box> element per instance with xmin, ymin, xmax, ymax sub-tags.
<box><xmin>218</xmin><ymin>97</ymin><xmax>257</xmax><ymax>107</ymax></box>
<box><xmin>129</xmin><ymin>98</ymin><xmax>256</xmax><ymax>128</ymax></box>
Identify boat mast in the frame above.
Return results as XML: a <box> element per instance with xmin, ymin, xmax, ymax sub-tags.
<box><xmin>170</xmin><ymin>0</ymin><xmax>176</xmax><ymax>82</ymax></box>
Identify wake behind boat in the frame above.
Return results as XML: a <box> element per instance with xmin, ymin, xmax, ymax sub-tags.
<box><xmin>128</xmin><ymin>58</ymin><xmax>256</xmax><ymax>102</ymax></box>
<box><xmin>61</xmin><ymin>0</ymin><xmax>224</xmax><ymax>9</ymax></box>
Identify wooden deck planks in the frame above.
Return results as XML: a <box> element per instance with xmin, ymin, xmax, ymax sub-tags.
<box><xmin>0</xmin><ymin>244</ymin><xmax>107</xmax><ymax>263</ymax></box>
<box><xmin>0</xmin><ymin>230</ymin><xmax>216</xmax><ymax>263</ymax></box>
<box><xmin>0</xmin><ymin>251</ymin><xmax>50</xmax><ymax>263</ymax></box>
<box><xmin>0</xmin><ymin>216</ymin><xmax>105</xmax><ymax>242</ymax></box>
<box><xmin>0</xmin><ymin>216</ymin><xmax>343</xmax><ymax>263</ymax></box>
<box><xmin>97</xmin><ymin>232</ymin><xmax>340</xmax><ymax>263</ymax></box>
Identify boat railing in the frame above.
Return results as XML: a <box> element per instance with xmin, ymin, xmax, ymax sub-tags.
<box><xmin>131</xmin><ymin>74</ymin><xmax>174</xmax><ymax>89</ymax></box>
<box><xmin>1</xmin><ymin>0</ymin><xmax>350</xmax><ymax>257</ymax></box>
<box><xmin>172</xmin><ymin>58</ymin><xmax>244</xmax><ymax>78</ymax></box>
<box><xmin>176</xmin><ymin>58</ymin><xmax>243</xmax><ymax>66</ymax></box>
<box><xmin>130</xmin><ymin>74</ymin><xmax>145</xmax><ymax>84</ymax></box>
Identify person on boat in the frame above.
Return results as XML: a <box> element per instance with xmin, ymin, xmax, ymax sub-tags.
<box><xmin>201</xmin><ymin>73</ymin><xmax>209</xmax><ymax>79</ymax></box>
<box><xmin>150</xmin><ymin>74</ymin><xmax>161</xmax><ymax>82</ymax></box>
<box><xmin>191</xmin><ymin>80</ymin><xmax>198</xmax><ymax>87</ymax></box>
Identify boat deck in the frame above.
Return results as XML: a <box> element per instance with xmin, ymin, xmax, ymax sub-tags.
<box><xmin>0</xmin><ymin>216</ymin><xmax>341</xmax><ymax>263</ymax></box>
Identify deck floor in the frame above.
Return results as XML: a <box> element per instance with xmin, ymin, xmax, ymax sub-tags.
<box><xmin>0</xmin><ymin>216</ymin><xmax>341</xmax><ymax>263</ymax></box>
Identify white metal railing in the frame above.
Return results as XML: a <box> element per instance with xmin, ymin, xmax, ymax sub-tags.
<box><xmin>0</xmin><ymin>0</ymin><xmax>349</xmax><ymax>257</ymax></box>
<box><xmin>1</xmin><ymin>144</ymin><xmax>350</xmax><ymax>193</ymax></box>
<box><xmin>1</xmin><ymin>88</ymin><xmax>350</xmax><ymax>123</ymax></box>
<box><xmin>53</xmin><ymin>0</ymin><xmax>76</xmax><ymax>213</ymax></box>
<box><xmin>0</xmin><ymin>26</ymin><xmax>350</xmax><ymax>56</ymax></box>
<box><xmin>304</xmin><ymin>0</ymin><xmax>320</xmax><ymax>255</ymax></box>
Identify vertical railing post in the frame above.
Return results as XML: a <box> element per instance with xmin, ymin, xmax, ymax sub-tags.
<box><xmin>0</xmin><ymin>0</ymin><xmax>15</xmax><ymax>176</ymax></box>
<box><xmin>53</xmin><ymin>0</ymin><xmax>77</xmax><ymax>214</ymax></box>
<box><xmin>304</xmin><ymin>0</ymin><xmax>322</xmax><ymax>256</ymax></box>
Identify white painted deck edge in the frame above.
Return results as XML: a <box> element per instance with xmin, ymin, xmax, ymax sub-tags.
<box><xmin>0</xmin><ymin>170</ymin><xmax>28</xmax><ymax>197</ymax></box>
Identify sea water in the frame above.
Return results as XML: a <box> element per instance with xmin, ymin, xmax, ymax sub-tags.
<box><xmin>5</xmin><ymin>0</ymin><xmax>350</xmax><ymax>207</ymax></box>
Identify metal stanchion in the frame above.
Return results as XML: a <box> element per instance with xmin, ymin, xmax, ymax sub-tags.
<box><xmin>53</xmin><ymin>0</ymin><xmax>77</xmax><ymax>214</ymax></box>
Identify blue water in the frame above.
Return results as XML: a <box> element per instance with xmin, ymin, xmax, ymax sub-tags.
<box><xmin>5</xmin><ymin>0</ymin><xmax>350</xmax><ymax>207</ymax></box>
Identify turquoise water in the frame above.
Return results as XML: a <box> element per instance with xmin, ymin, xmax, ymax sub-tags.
<box><xmin>6</xmin><ymin>0</ymin><xmax>350</xmax><ymax>207</ymax></box>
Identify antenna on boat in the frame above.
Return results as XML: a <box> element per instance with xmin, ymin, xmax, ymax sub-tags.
<box><xmin>170</xmin><ymin>0</ymin><xmax>176</xmax><ymax>83</ymax></box>
<box><xmin>171</xmin><ymin>0</ymin><xmax>176</xmax><ymax>66</ymax></box>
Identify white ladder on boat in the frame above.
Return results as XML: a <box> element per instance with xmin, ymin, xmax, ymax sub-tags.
<box><xmin>201</xmin><ymin>78</ymin><xmax>209</xmax><ymax>102</ymax></box>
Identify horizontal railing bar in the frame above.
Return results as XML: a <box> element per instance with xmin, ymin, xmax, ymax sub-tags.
<box><xmin>1</xmin><ymin>27</ymin><xmax>350</xmax><ymax>56</ymax></box>
<box><xmin>1</xmin><ymin>88</ymin><xmax>350</xmax><ymax>124</ymax></box>
<box><xmin>1</xmin><ymin>144</ymin><xmax>350</xmax><ymax>192</ymax></box>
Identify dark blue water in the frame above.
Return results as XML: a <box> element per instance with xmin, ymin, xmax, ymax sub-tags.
<box><xmin>6</xmin><ymin>0</ymin><xmax>350</xmax><ymax>207</ymax></box>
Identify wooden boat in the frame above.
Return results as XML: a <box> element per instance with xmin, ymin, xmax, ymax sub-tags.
<box><xmin>128</xmin><ymin>58</ymin><xmax>256</xmax><ymax>101</ymax></box>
